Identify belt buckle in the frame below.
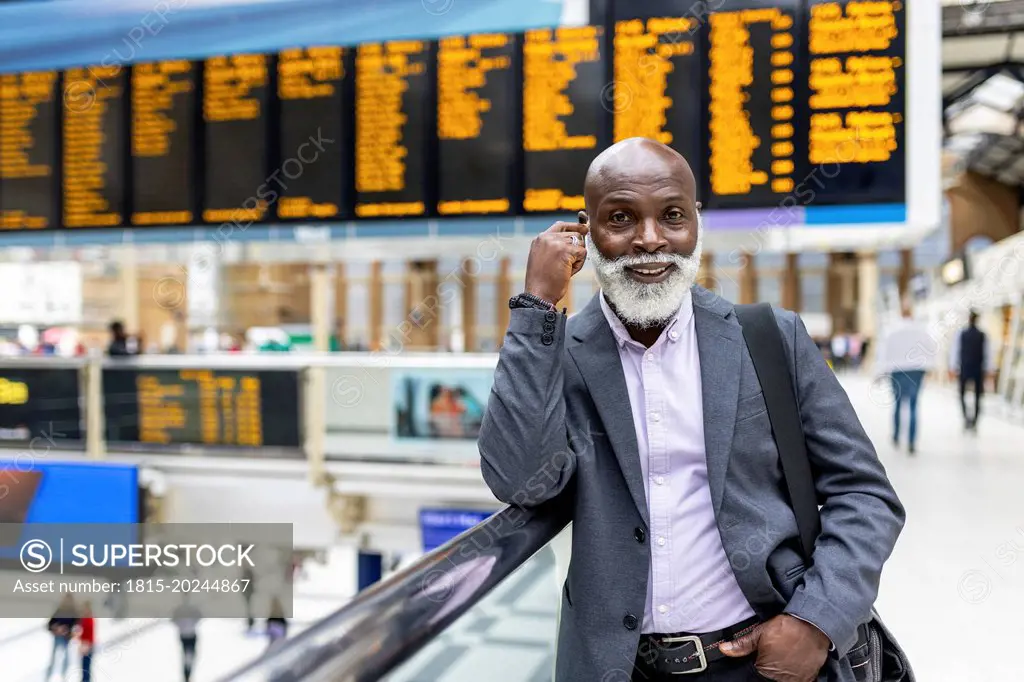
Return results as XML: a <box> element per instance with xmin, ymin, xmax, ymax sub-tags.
<box><xmin>659</xmin><ymin>634</ymin><xmax>707</xmax><ymax>675</ymax></box>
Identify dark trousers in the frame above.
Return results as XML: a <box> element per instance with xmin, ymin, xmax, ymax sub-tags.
<box><xmin>890</xmin><ymin>370</ymin><xmax>925</xmax><ymax>446</ymax></box>
<box><xmin>631</xmin><ymin>652</ymin><xmax>767</xmax><ymax>681</ymax></box>
<box><xmin>81</xmin><ymin>652</ymin><xmax>93</xmax><ymax>682</ymax></box>
<box><xmin>180</xmin><ymin>635</ymin><xmax>197</xmax><ymax>682</ymax></box>
<box><xmin>960</xmin><ymin>372</ymin><xmax>984</xmax><ymax>426</ymax></box>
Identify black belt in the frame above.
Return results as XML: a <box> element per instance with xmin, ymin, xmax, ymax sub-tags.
<box><xmin>636</xmin><ymin>616</ymin><xmax>761</xmax><ymax>676</ymax></box>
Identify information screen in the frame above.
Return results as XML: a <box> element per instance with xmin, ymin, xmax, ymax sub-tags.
<box><xmin>522</xmin><ymin>26</ymin><xmax>606</xmax><ymax>213</ymax></box>
<box><xmin>705</xmin><ymin>2</ymin><xmax>802</xmax><ymax>209</ymax></box>
<box><xmin>103</xmin><ymin>368</ymin><xmax>301</xmax><ymax>448</ymax></box>
<box><xmin>437</xmin><ymin>33</ymin><xmax>516</xmax><ymax>216</ymax></box>
<box><xmin>277</xmin><ymin>46</ymin><xmax>348</xmax><ymax>221</ymax></box>
<box><xmin>62</xmin><ymin>66</ymin><xmax>126</xmax><ymax>229</ymax></box>
<box><xmin>0</xmin><ymin>71</ymin><xmax>59</xmax><ymax>230</ymax></box>
<box><xmin>0</xmin><ymin>369</ymin><xmax>82</xmax><ymax>443</ymax></box>
<box><xmin>806</xmin><ymin>0</ymin><xmax>905</xmax><ymax>204</ymax></box>
<box><xmin>131</xmin><ymin>60</ymin><xmax>197</xmax><ymax>227</ymax></box>
<box><xmin>612</xmin><ymin>5</ymin><xmax>702</xmax><ymax>182</ymax></box>
<box><xmin>355</xmin><ymin>40</ymin><xmax>432</xmax><ymax>218</ymax></box>
<box><xmin>202</xmin><ymin>54</ymin><xmax>270</xmax><ymax>225</ymax></box>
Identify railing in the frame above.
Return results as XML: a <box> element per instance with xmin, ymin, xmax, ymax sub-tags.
<box><xmin>219</xmin><ymin>498</ymin><xmax>571</xmax><ymax>682</ymax></box>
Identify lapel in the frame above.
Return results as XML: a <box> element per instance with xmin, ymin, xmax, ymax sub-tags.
<box><xmin>691</xmin><ymin>286</ymin><xmax>745</xmax><ymax>517</ymax></box>
<box><xmin>567</xmin><ymin>294</ymin><xmax>649</xmax><ymax>527</ymax></box>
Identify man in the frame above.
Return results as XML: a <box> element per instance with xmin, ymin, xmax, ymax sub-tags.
<box><xmin>479</xmin><ymin>138</ymin><xmax>905</xmax><ymax>682</ymax></box>
<box><xmin>107</xmin><ymin>320</ymin><xmax>142</xmax><ymax>357</ymax></box>
<box><xmin>950</xmin><ymin>311</ymin><xmax>991</xmax><ymax>432</ymax></box>
<box><xmin>173</xmin><ymin>596</ymin><xmax>202</xmax><ymax>681</ymax></box>
<box><xmin>78</xmin><ymin>600</ymin><xmax>95</xmax><ymax>682</ymax></box>
<box><xmin>875</xmin><ymin>303</ymin><xmax>937</xmax><ymax>454</ymax></box>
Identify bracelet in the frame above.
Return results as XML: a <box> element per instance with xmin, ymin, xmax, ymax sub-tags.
<box><xmin>509</xmin><ymin>292</ymin><xmax>556</xmax><ymax>311</ymax></box>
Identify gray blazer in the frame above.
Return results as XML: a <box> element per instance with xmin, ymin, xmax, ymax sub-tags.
<box><xmin>479</xmin><ymin>287</ymin><xmax>905</xmax><ymax>682</ymax></box>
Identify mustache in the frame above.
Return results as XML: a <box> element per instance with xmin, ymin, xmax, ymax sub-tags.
<box><xmin>599</xmin><ymin>251</ymin><xmax>697</xmax><ymax>272</ymax></box>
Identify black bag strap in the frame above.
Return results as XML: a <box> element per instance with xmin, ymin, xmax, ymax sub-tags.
<box><xmin>734</xmin><ymin>303</ymin><xmax>821</xmax><ymax>561</ymax></box>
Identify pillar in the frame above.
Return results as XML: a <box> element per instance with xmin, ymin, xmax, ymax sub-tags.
<box><xmin>898</xmin><ymin>249</ymin><xmax>913</xmax><ymax>305</ymax></box>
<box><xmin>781</xmin><ymin>253</ymin><xmax>802</xmax><ymax>312</ymax></box>
<box><xmin>827</xmin><ymin>252</ymin><xmax>858</xmax><ymax>334</ymax></box>
<box><xmin>699</xmin><ymin>253</ymin><xmax>716</xmax><ymax>292</ymax></box>
<box><xmin>497</xmin><ymin>257</ymin><xmax>512</xmax><ymax>345</ymax></box>
<box><xmin>857</xmin><ymin>252</ymin><xmax>879</xmax><ymax>343</ymax></box>
<box><xmin>369</xmin><ymin>261</ymin><xmax>383</xmax><ymax>351</ymax></box>
<box><xmin>309</xmin><ymin>263</ymin><xmax>332</xmax><ymax>352</ymax></box>
<box><xmin>334</xmin><ymin>262</ymin><xmax>347</xmax><ymax>349</ymax></box>
<box><xmin>738</xmin><ymin>252</ymin><xmax>758</xmax><ymax>305</ymax></box>
<box><xmin>946</xmin><ymin>171</ymin><xmax>1020</xmax><ymax>253</ymax></box>
<box><xmin>461</xmin><ymin>258</ymin><xmax>477</xmax><ymax>353</ymax></box>
<box><xmin>120</xmin><ymin>250</ymin><xmax>140</xmax><ymax>333</ymax></box>
<box><xmin>404</xmin><ymin>260</ymin><xmax>440</xmax><ymax>350</ymax></box>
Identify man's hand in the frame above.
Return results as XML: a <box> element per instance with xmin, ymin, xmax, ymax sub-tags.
<box><xmin>523</xmin><ymin>213</ymin><xmax>589</xmax><ymax>305</ymax></box>
<box><xmin>719</xmin><ymin>614</ymin><xmax>830</xmax><ymax>681</ymax></box>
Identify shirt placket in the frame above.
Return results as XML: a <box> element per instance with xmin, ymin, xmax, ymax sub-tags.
<box><xmin>643</xmin><ymin>342</ymin><xmax>671</xmax><ymax>631</ymax></box>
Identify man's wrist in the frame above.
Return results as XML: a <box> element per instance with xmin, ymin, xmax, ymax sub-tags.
<box><xmin>785</xmin><ymin>613</ymin><xmax>835</xmax><ymax>652</ymax></box>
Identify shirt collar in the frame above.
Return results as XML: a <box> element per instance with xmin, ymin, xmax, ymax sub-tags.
<box><xmin>598</xmin><ymin>288</ymin><xmax>694</xmax><ymax>349</ymax></box>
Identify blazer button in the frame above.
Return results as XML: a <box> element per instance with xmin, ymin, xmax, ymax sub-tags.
<box><xmin>633</xmin><ymin>527</ymin><xmax>645</xmax><ymax>544</ymax></box>
<box><xmin>545</xmin><ymin>311</ymin><xmax>557</xmax><ymax>322</ymax></box>
<box><xmin>541</xmin><ymin>334</ymin><xmax>554</xmax><ymax>346</ymax></box>
<box><xmin>623</xmin><ymin>614</ymin><xmax>638</xmax><ymax>630</ymax></box>
<box><xmin>543</xmin><ymin>322</ymin><xmax>555</xmax><ymax>334</ymax></box>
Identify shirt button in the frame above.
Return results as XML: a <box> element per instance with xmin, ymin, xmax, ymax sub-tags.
<box><xmin>651</xmin><ymin>412</ymin><xmax>661</xmax><ymax>422</ymax></box>
<box><xmin>658</xmin><ymin>605</ymin><xmax>668</xmax><ymax>614</ymax></box>
<box><xmin>623</xmin><ymin>614</ymin><xmax>638</xmax><ymax>630</ymax></box>
<box><xmin>669</xmin><ymin>330</ymin><xmax>679</xmax><ymax>341</ymax></box>
<box><xmin>657</xmin><ymin>537</ymin><xmax>666</xmax><ymax>546</ymax></box>
<box><xmin>655</xmin><ymin>476</ymin><xmax>665</xmax><ymax>486</ymax></box>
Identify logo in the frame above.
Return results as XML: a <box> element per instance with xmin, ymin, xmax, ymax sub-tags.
<box><xmin>21</xmin><ymin>539</ymin><xmax>52</xmax><ymax>573</ymax></box>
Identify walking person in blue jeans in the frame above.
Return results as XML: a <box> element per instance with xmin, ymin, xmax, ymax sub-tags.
<box><xmin>876</xmin><ymin>303</ymin><xmax>937</xmax><ymax>455</ymax></box>
<box><xmin>45</xmin><ymin>595</ymin><xmax>79</xmax><ymax>681</ymax></box>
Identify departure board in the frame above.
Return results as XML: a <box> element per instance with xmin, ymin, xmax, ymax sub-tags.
<box><xmin>131</xmin><ymin>60</ymin><xmax>197</xmax><ymax>226</ymax></box>
<box><xmin>522</xmin><ymin>26</ymin><xmax>606</xmax><ymax>213</ymax></box>
<box><xmin>612</xmin><ymin>4</ymin><xmax>702</xmax><ymax>179</ymax></box>
<box><xmin>0</xmin><ymin>71</ymin><xmax>59</xmax><ymax>230</ymax></box>
<box><xmin>0</xmin><ymin>369</ymin><xmax>82</xmax><ymax>442</ymax></box>
<box><xmin>102</xmin><ymin>368</ymin><xmax>301</xmax><ymax>449</ymax></box>
<box><xmin>277</xmin><ymin>46</ymin><xmax>349</xmax><ymax>221</ymax></box>
<box><xmin>706</xmin><ymin>2</ymin><xmax>802</xmax><ymax>208</ymax></box>
<box><xmin>355</xmin><ymin>40</ymin><xmax>432</xmax><ymax>218</ymax></box>
<box><xmin>202</xmin><ymin>54</ymin><xmax>270</xmax><ymax>225</ymax></box>
<box><xmin>62</xmin><ymin>66</ymin><xmax>126</xmax><ymax>228</ymax></box>
<box><xmin>437</xmin><ymin>33</ymin><xmax>516</xmax><ymax>216</ymax></box>
<box><xmin>806</xmin><ymin>0</ymin><xmax>905</xmax><ymax>203</ymax></box>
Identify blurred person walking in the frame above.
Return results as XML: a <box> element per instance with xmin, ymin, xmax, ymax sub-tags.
<box><xmin>265</xmin><ymin>597</ymin><xmax>289</xmax><ymax>650</ymax></box>
<box><xmin>950</xmin><ymin>311</ymin><xmax>992</xmax><ymax>432</ymax></box>
<box><xmin>172</xmin><ymin>597</ymin><xmax>202</xmax><ymax>682</ymax></box>
<box><xmin>78</xmin><ymin>601</ymin><xmax>95</xmax><ymax>682</ymax></box>
<box><xmin>45</xmin><ymin>595</ymin><xmax>79</xmax><ymax>681</ymax></box>
<box><xmin>876</xmin><ymin>303</ymin><xmax>937</xmax><ymax>455</ymax></box>
<box><xmin>107</xmin><ymin>320</ymin><xmax>143</xmax><ymax>357</ymax></box>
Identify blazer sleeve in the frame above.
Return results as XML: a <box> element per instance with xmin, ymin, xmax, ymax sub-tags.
<box><xmin>478</xmin><ymin>307</ymin><xmax>576</xmax><ymax>507</ymax></box>
<box><xmin>778</xmin><ymin>310</ymin><xmax>906</xmax><ymax>657</ymax></box>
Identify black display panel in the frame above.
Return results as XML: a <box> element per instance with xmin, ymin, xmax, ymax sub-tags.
<box><xmin>522</xmin><ymin>26</ymin><xmax>606</xmax><ymax>213</ymax></box>
<box><xmin>355</xmin><ymin>39</ymin><xmax>432</xmax><ymax>218</ymax></box>
<box><xmin>62</xmin><ymin>66</ymin><xmax>126</xmax><ymax>228</ymax></box>
<box><xmin>611</xmin><ymin>5</ymin><xmax>702</xmax><ymax>184</ymax></box>
<box><xmin>103</xmin><ymin>368</ymin><xmax>301</xmax><ymax>449</ymax></box>
<box><xmin>705</xmin><ymin>2</ymin><xmax>803</xmax><ymax>209</ymax></box>
<box><xmin>437</xmin><ymin>33</ymin><xmax>516</xmax><ymax>216</ymax></box>
<box><xmin>0</xmin><ymin>71</ymin><xmax>59</xmax><ymax>230</ymax></box>
<box><xmin>202</xmin><ymin>54</ymin><xmax>271</xmax><ymax>225</ymax></box>
<box><xmin>0</xmin><ymin>369</ymin><xmax>82</xmax><ymax>442</ymax></box>
<box><xmin>131</xmin><ymin>59</ymin><xmax>197</xmax><ymax>227</ymax></box>
<box><xmin>277</xmin><ymin>46</ymin><xmax>349</xmax><ymax>221</ymax></box>
<box><xmin>805</xmin><ymin>0</ymin><xmax>905</xmax><ymax>204</ymax></box>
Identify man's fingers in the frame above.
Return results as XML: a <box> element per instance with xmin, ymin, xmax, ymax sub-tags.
<box><xmin>546</xmin><ymin>221</ymin><xmax>589</xmax><ymax>237</ymax></box>
<box><xmin>719</xmin><ymin>626</ymin><xmax>761</xmax><ymax>657</ymax></box>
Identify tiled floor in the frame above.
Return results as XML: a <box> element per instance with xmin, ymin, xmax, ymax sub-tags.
<box><xmin>4</xmin><ymin>374</ymin><xmax>1022</xmax><ymax>681</ymax></box>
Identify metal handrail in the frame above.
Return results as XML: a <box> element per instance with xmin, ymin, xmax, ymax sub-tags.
<box><xmin>219</xmin><ymin>499</ymin><xmax>571</xmax><ymax>682</ymax></box>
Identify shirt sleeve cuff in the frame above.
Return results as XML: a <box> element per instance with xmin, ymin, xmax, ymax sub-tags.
<box><xmin>788</xmin><ymin>614</ymin><xmax>836</xmax><ymax>652</ymax></box>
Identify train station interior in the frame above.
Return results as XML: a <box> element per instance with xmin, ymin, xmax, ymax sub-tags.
<box><xmin>0</xmin><ymin>0</ymin><xmax>1021</xmax><ymax>681</ymax></box>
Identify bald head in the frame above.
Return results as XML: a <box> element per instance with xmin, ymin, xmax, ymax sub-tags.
<box><xmin>583</xmin><ymin>138</ymin><xmax>697</xmax><ymax>216</ymax></box>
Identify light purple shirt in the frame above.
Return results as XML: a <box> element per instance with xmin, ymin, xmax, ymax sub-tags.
<box><xmin>599</xmin><ymin>291</ymin><xmax>756</xmax><ymax>634</ymax></box>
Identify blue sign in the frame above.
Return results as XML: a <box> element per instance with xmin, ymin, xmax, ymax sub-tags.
<box><xmin>419</xmin><ymin>508</ymin><xmax>492</xmax><ymax>552</ymax></box>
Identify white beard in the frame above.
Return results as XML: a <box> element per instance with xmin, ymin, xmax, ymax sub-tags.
<box><xmin>587</xmin><ymin>218</ymin><xmax>704</xmax><ymax>329</ymax></box>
